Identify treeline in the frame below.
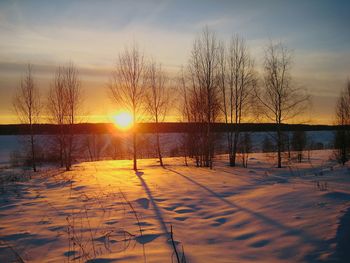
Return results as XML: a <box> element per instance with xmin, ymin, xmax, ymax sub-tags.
<box><xmin>10</xmin><ymin>26</ymin><xmax>350</xmax><ymax>171</ymax></box>
<box><xmin>0</xmin><ymin>122</ymin><xmax>340</xmax><ymax>135</ymax></box>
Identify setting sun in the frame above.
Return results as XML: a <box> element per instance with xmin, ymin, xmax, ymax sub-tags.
<box><xmin>113</xmin><ymin>112</ymin><xmax>133</xmax><ymax>130</ymax></box>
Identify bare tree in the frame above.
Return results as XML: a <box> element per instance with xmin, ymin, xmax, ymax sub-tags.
<box><xmin>109</xmin><ymin>44</ymin><xmax>146</xmax><ymax>171</ymax></box>
<box><xmin>47</xmin><ymin>63</ymin><xmax>82</xmax><ymax>171</ymax></box>
<box><xmin>292</xmin><ymin>130</ymin><xmax>307</xmax><ymax>162</ymax></box>
<box><xmin>47</xmin><ymin>67</ymin><xmax>67</xmax><ymax>167</ymax></box>
<box><xmin>107</xmin><ymin>134</ymin><xmax>123</xmax><ymax>160</ymax></box>
<box><xmin>256</xmin><ymin>42</ymin><xmax>309</xmax><ymax>168</ymax></box>
<box><xmin>64</xmin><ymin>62</ymin><xmax>82</xmax><ymax>170</ymax></box>
<box><xmin>187</xmin><ymin>26</ymin><xmax>221</xmax><ymax>168</ymax></box>
<box><xmin>237</xmin><ymin>132</ymin><xmax>252</xmax><ymax>168</ymax></box>
<box><xmin>84</xmin><ymin>134</ymin><xmax>105</xmax><ymax>161</ymax></box>
<box><xmin>219</xmin><ymin>35</ymin><xmax>257</xmax><ymax>167</ymax></box>
<box><xmin>177</xmin><ymin>67</ymin><xmax>198</xmax><ymax>166</ymax></box>
<box><xmin>334</xmin><ymin>80</ymin><xmax>350</xmax><ymax>164</ymax></box>
<box><xmin>145</xmin><ymin>61</ymin><xmax>170</xmax><ymax>167</ymax></box>
<box><xmin>13</xmin><ymin>64</ymin><xmax>41</xmax><ymax>172</ymax></box>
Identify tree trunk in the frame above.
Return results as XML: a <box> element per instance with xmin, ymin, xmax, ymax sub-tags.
<box><xmin>30</xmin><ymin>130</ymin><xmax>36</xmax><ymax>172</ymax></box>
<box><xmin>277</xmin><ymin>129</ymin><xmax>282</xmax><ymax>168</ymax></box>
<box><xmin>59</xmin><ymin>141</ymin><xmax>63</xmax><ymax>167</ymax></box>
<box><xmin>133</xmin><ymin>130</ymin><xmax>137</xmax><ymax>171</ymax></box>
<box><xmin>156</xmin><ymin>132</ymin><xmax>163</xmax><ymax>167</ymax></box>
<box><xmin>231</xmin><ymin>131</ymin><xmax>239</xmax><ymax>167</ymax></box>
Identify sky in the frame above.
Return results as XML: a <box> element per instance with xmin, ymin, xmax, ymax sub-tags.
<box><xmin>0</xmin><ymin>0</ymin><xmax>349</xmax><ymax>124</ymax></box>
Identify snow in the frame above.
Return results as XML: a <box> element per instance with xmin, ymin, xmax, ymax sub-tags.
<box><xmin>1</xmin><ymin>150</ymin><xmax>350</xmax><ymax>262</ymax></box>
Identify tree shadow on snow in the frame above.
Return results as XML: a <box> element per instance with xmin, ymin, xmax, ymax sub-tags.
<box><xmin>135</xmin><ymin>171</ymin><xmax>176</xmax><ymax>250</ymax></box>
<box><xmin>334</xmin><ymin>207</ymin><xmax>350</xmax><ymax>262</ymax></box>
<box><xmin>166</xmin><ymin>167</ymin><xmax>330</xmax><ymax>260</ymax></box>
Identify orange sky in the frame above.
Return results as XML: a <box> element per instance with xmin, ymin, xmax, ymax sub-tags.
<box><xmin>0</xmin><ymin>1</ymin><xmax>349</xmax><ymax>125</ymax></box>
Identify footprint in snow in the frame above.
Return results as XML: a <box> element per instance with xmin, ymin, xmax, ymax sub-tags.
<box><xmin>136</xmin><ymin>198</ymin><xmax>150</xmax><ymax>209</ymax></box>
<box><xmin>136</xmin><ymin>221</ymin><xmax>153</xmax><ymax>226</ymax></box>
<box><xmin>154</xmin><ymin>198</ymin><xmax>167</xmax><ymax>202</ymax></box>
<box><xmin>250</xmin><ymin>239</ymin><xmax>270</xmax><ymax>248</ymax></box>
<box><xmin>234</xmin><ymin>232</ymin><xmax>256</xmax><ymax>241</ymax></box>
<box><xmin>64</xmin><ymin>250</ymin><xmax>77</xmax><ymax>257</ymax></box>
<box><xmin>174</xmin><ymin>208</ymin><xmax>195</xmax><ymax>214</ymax></box>
<box><xmin>48</xmin><ymin>225</ymin><xmax>65</xmax><ymax>232</ymax></box>
<box><xmin>211</xmin><ymin>217</ymin><xmax>227</xmax><ymax>226</ymax></box>
<box><xmin>135</xmin><ymin>233</ymin><xmax>160</xmax><ymax>244</ymax></box>
<box><xmin>164</xmin><ymin>203</ymin><xmax>181</xmax><ymax>211</ymax></box>
<box><xmin>72</xmin><ymin>186</ymin><xmax>86</xmax><ymax>191</ymax></box>
<box><xmin>174</xmin><ymin>216</ymin><xmax>188</xmax><ymax>221</ymax></box>
<box><xmin>105</xmin><ymin>219</ymin><xmax>118</xmax><ymax>225</ymax></box>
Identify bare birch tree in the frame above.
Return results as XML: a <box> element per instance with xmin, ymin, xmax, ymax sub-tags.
<box><xmin>109</xmin><ymin>44</ymin><xmax>145</xmax><ymax>171</ymax></box>
<box><xmin>145</xmin><ymin>61</ymin><xmax>170</xmax><ymax>167</ymax></box>
<box><xmin>334</xmin><ymin>80</ymin><xmax>350</xmax><ymax>164</ymax></box>
<box><xmin>47</xmin><ymin>63</ymin><xmax>82</xmax><ymax>171</ymax></box>
<box><xmin>64</xmin><ymin>62</ymin><xmax>82</xmax><ymax>170</ymax></box>
<box><xmin>292</xmin><ymin>130</ymin><xmax>307</xmax><ymax>162</ymax></box>
<box><xmin>220</xmin><ymin>35</ymin><xmax>256</xmax><ymax>167</ymax></box>
<box><xmin>187</xmin><ymin>26</ymin><xmax>221</xmax><ymax>168</ymax></box>
<box><xmin>47</xmin><ymin>67</ymin><xmax>67</xmax><ymax>167</ymax></box>
<box><xmin>178</xmin><ymin>67</ymin><xmax>198</xmax><ymax>165</ymax></box>
<box><xmin>13</xmin><ymin>64</ymin><xmax>41</xmax><ymax>172</ymax></box>
<box><xmin>256</xmin><ymin>42</ymin><xmax>309</xmax><ymax>168</ymax></box>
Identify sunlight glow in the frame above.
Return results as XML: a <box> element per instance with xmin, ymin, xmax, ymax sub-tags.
<box><xmin>113</xmin><ymin>112</ymin><xmax>133</xmax><ymax>130</ymax></box>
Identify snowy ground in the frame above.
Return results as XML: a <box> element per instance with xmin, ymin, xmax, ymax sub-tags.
<box><xmin>1</xmin><ymin>150</ymin><xmax>350</xmax><ymax>262</ymax></box>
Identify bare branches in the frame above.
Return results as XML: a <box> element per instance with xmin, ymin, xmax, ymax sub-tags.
<box><xmin>334</xmin><ymin>79</ymin><xmax>350</xmax><ymax>164</ymax></box>
<box><xmin>260</xmin><ymin>42</ymin><xmax>309</xmax><ymax>123</ymax></box>
<box><xmin>13</xmin><ymin>64</ymin><xmax>41</xmax><ymax>172</ymax></box>
<box><xmin>145</xmin><ymin>61</ymin><xmax>170</xmax><ymax>123</ymax></box>
<box><xmin>257</xmin><ymin>42</ymin><xmax>309</xmax><ymax>167</ymax></box>
<box><xmin>110</xmin><ymin>44</ymin><xmax>146</xmax><ymax>120</ymax></box>
<box><xmin>64</xmin><ymin>62</ymin><xmax>82</xmax><ymax>126</ymax></box>
<box><xmin>185</xmin><ymin>26</ymin><xmax>221</xmax><ymax>167</ymax></box>
<box><xmin>225</xmin><ymin>35</ymin><xmax>257</xmax><ymax>166</ymax></box>
<box><xmin>109</xmin><ymin>44</ymin><xmax>146</xmax><ymax>170</ymax></box>
<box><xmin>145</xmin><ymin>60</ymin><xmax>171</xmax><ymax>167</ymax></box>
<box><xmin>13</xmin><ymin>64</ymin><xmax>41</xmax><ymax>125</ymax></box>
<box><xmin>47</xmin><ymin>62</ymin><xmax>82</xmax><ymax>170</ymax></box>
<box><xmin>48</xmin><ymin>67</ymin><xmax>66</xmax><ymax>125</ymax></box>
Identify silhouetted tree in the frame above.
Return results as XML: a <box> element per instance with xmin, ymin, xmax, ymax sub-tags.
<box><xmin>145</xmin><ymin>61</ymin><xmax>170</xmax><ymax>167</ymax></box>
<box><xmin>84</xmin><ymin>134</ymin><xmax>105</xmax><ymax>161</ymax></box>
<box><xmin>292</xmin><ymin>130</ymin><xmax>307</xmax><ymax>162</ymax></box>
<box><xmin>47</xmin><ymin>67</ymin><xmax>67</xmax><ymax>167</ymax></box>
<box><xmin>219</xmin><ymin>35</ymin><xmax>256</xmax><ymax>167</ymax></box>
<box><xmin>262</xmin><ymin>135</ymin><xmax>275</xmax><ymax>153</ymax></box>
<box><xmin>109</xmin><ymin>44</ymin><xmax>146</xmax><ymax>171</ymax></box>
<box><xmin>238</xmin><ymin>132</ymin><xmax>252</xmax><ymax>167</ymax></box>
<box><xmin>64</xmin><ymin>63</ymin><xmax>82</xmax><ymax>170</ymax></box>
<box><xmin>334</xmin><ymin>80</ymin><xmax>350</xmax><ymax>165</ymax></box>
<box><xmin>178</xmin><ymin>67</ymin><xmax>199</xmax><ymax>166</ymax></box>
<box><xmin>107</xmin><ymin>135</ymin><xmax>123</xmax><ymax>160</ymax></box>
<box><xmin>13</xmin><ymin>64</ymin><xmax>40</xmax><ymax>172</ymax></box>
<box><xmin>256</xmin><ymin>42</ymin><xmax>309</xmax><ymax>168</ymax></box>
<box><xmin>282</xmin><ymin>132</ymin><xmax>291</xmax><ymax>160</ymax></box>
<box><xmin>47</xmin><ymin>63</ymin><xmax>82</xmax><ymax>170</ymax></box>
<box><xmin>186</xmin><ymin>27</ymin><xmax>221</xmax><ymax>168</ymax></box>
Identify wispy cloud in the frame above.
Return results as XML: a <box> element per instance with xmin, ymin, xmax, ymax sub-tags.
<box><xmin>0</xmin><ymin>0</ymin><xmax>349</xmax><ymax>124</ymax></box>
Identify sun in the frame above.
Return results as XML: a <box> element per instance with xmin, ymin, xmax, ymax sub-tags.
<box><xmin>113</xmin><ymin>112</ymin><xmax>133</xmax><ymax>130</ymax></box>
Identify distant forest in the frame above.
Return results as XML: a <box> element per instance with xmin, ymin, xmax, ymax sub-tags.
<box><xmin>0</xmin><ymin>122</ymin><xmax>343</xmax><ymax>135</ymax></box>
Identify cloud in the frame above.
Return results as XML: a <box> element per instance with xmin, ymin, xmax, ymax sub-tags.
<box><xmin>0</xmin><ymin>0</ymin><xmax>349</xmax><ymax>124</ymax></box>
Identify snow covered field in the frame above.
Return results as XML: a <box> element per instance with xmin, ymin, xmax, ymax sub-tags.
<box><xmin>1</xmin><ymin>150</ymin><xmax>350</xmax><ymax>262</ymax></box>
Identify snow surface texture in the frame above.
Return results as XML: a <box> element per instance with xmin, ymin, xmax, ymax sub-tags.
<box><xmin>1</xmin><ymin>150</ymin><xmax>350</xmax><ymax>262</ymax></box>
